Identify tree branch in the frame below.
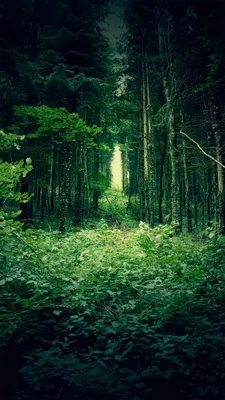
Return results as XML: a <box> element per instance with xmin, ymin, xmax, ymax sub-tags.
<box><xmin>180</xmin><ymin>131</ymin><xmax>225</xmax><ymax>169</ymax></box>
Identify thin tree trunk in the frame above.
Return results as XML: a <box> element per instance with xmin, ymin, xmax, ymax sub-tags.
<box><xmin>59</xmin><ymin>141</ymin><xmax>72</xmax><ymax>233</ymax></box>
<box><xmin>138</xmin><ymin>87</ymin><xmax>146</xmax><ymax>221</ymax></box>
<box><xmin>180</xmin><ymin>110</ymin><xmax>192</xmax><ymax>232</ymax></box>
<box><xmin>164</xmin><ymin>78</ymin><xmax>180</xmax><ymax>226</ymax></box>
<box><xmin>207</xmin><ymin>163</ymin><xmax>212</xmax><ymax>222</ymax></box>
<box><xmin>142</xmin><ymin>61</ymin><xmax>149</xmax><ymax>222</ymax></box>
<box><xmin>210</xmin><ymin>96</ymin><xmax>225</xmax><ymax>233</ymax></box>
<box><xmin>41</xmin><ymin>187</ymin><xmax>46</xmax><ymax>221</ymax></box>
<box><xmin>146</xmin><ymin>62</ymin><xmax>155</xmax><ymax>227</ymax></box>
<box><xmin>158</xmin><ymin>15</ymin><xmax>180</xmax><ymax>229</ymax></box>
<box><xmin>74</xmin><ymin>139</ymin><xmax>85</xmax><ymax>226</ymax></box>
<box><xmin>46</xmin><ymin>189</ymin><xmax>50</xmax><ymax>218</ymax></box>
<box><xmin>20</xmin><ymin>178</ymin><xmax>29</xmax><ymax>229</ymax></box>
<box><xmin>84</xmin><ymin>145</ymin><xmax>90</xmax><ymax>215</ymax></box>
<box><xmin>36</xmin><ymin>185</ymin><xmax>41</xmax><ymax>213</ymax></box>
<box><xmin>158</xmin><ymin>140</ymin><xmax>167</xmax><ymax>223</ymax></box>
<box><xmin>192</xmin><ymin>172</ymin><xmax>198</xmax><ymax>227</ymax></box>
<box><xmin>50</xmin><ymin>144</ymin><xmax>56</xmax><ymax>213</ymax></box>
<box><xmin>92</xmin><ymin>139</ymin><xmax>100</xmax><ymax>210</ymax></box>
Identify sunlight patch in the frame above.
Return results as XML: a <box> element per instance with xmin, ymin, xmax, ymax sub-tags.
<box><xmin>111</xmin><ymin>145</ymin><xmax>122</xmax><ymax>189</ymax></box>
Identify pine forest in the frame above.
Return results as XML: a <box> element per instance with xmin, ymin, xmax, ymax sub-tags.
<box><xmin>1</xmin><ymin>0</ymin><xmax>225</xmax><ymax>399</ymax></box>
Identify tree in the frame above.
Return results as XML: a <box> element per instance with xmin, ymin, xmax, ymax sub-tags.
<box><xmin>14</xmin><ymin>105</ymin><xmax>101</xmax><ymax>232</ymax></box>
<box><xmin>122</xmin><ymin>0</ymin><xmax>225</xmax><ymax>233</ymax></box>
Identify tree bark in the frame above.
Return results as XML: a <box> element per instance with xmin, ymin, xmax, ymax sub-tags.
<box><xmin>192</xmin><ymin>172</ymin><xmax>198</xmax><ymax>227</ymax></box>
<box><xmin>138</xmin><ymin>86</ymin><xmax>146</xmax><ymax>221</ymax></box>
<box><xmin>210</xmin><ymin>95</ymin><xmax>225</xmax><ymax>233</ymax></box>
<box><xmin>92</xmin><ymin>139</ymin><xmax>100</xmax><ymax>210</ymax></box>
<box><xmin>146</xmin><ymin>62</ymin><xmax>155</xmax><ymax>227</ymax></box>
<box><xmin>74</xmin><ymin>139</ymin><xmax>85</xmax><ymax>226</ymax></box>
<box><xmin>142</xmin><ymin>61</ymin><xmax>149</xmax><ymax>222</ymax></box>
<box><xmin>158</xmin><ymin>13</ymin><xmax>180</xmax><ymax>229</ymax></box>
<box><xmin>158</xmin><ymin>138</ymin><xmax>167</xmax><ymax>223</ymax></box>
<box><xmin>20</xmin><ymin>178</ymin><xmax>29</xmax><ymax>229</ymax></box>
<box><xmin>59</xmin><ymin>141</ymin><xmax>72</xmax><ymax>233</ymax></box>
<box><xmin>180</xmin><ymin>110</ymin><xmax>192</xmax><ymax>232</ymax></box>
<box><xmin>49</xmin><ymin>142</ymin><xmax>56</xmax><ymax>213</ymax></box>
<box><xmin>41</xmin><ymin>187</ymin><xmax>46</xmax><ymax>221</ymax></box>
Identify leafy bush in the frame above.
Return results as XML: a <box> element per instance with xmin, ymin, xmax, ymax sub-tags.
<box><xmin>1</xmin><ymin>219</ymin><xmax>225</xmax><ymax>399</ymax></box>
<box><xmin>0</xmin><ymin>130</ymin><xmax>33</xmax><ymax>235</ymax></box>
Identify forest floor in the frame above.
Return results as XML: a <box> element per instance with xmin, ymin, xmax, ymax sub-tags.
<box><xmin>1</xmin><ymin>190</ymin><xmax>225</xmax><ymax>399</ymax></box>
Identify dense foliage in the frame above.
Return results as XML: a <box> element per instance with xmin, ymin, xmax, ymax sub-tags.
<box><xmin>0</xmin><ymin>0</ymin><xmax>115</xmax><ymax>232</ymax></box>
<box><xmin>1</xmin><ymin>1</ymin><xmax>225</xmax><ymax>399</ymax></box>
<box><xmin>1</xmin><ymin>192</ymin><xmax>225</xmax><ymax>399</ymax></box>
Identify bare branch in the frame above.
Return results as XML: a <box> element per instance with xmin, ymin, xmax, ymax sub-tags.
<box><xmin>180</xmin><ymin>131</ymin><xmax>225</xmax><ymax>169</ymax></box>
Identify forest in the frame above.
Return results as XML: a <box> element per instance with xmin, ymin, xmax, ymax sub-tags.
<box><xmin>1</xmin><ymin>0</ymin><xmax>225</xmax><ymax>399</ymax></box>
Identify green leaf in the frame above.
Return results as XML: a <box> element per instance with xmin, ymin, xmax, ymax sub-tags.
<box><xmin>53</xmin><ymin>310</ymin><xmax>61</xmax><ymax>316</ymax></box>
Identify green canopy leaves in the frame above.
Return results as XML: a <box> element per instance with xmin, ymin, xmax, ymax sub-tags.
<box><xmin>14</xmin><ymin>105</ymin><xmax>102</xmax><ymax>144</ymax></box>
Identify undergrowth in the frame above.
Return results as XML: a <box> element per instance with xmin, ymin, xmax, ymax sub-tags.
<box><xmin>1</xmin><ymin>195</ymin><xmax>225</xmax><ymax>399</ymax></box>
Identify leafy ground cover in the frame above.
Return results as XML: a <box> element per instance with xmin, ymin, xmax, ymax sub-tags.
<box><xmin>1</xmin><ymin>194</ymin><xmax>225</xmax><ymax>399</ymax></box>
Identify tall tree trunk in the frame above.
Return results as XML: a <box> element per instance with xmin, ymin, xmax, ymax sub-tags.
<box><xmin>164</xmin><ymin>155</ymin><xmax>172</xmax><ymax>223</ymax></box>
<box><xmin>165</xmin><ymin>78</ymin><xmax>180</xmax><ymax>226</ymax></box>
<box><xmin>74</xmin><ymin>139</ymin><xmax>85</xmax><ymax>226</ymax></box>
<box><xmin>59</xmin><ymin>141</ymin><xmax>72</xmax><ymax>233</ymax></box>
<box><xmin>207</xmin><ymin>164</ymin><xmax>212</xmax><ymax>223</ymax></box>
<box><xmin>158</xmin><ymin>139</ymin><xmax>167</xmax><ymax>223</ymax></box>
<box><xmin>146</xmin><ymin>62</ymin><xmax>155</xmax><ymax>227</ymax></box>
<box><xmin>46</xmin><ymin>189</ymin><xmax>50</xmax><ymax>218</ymax></box>
<box><xmin>92</xmin><ymin>138</ymin><xmax>100</xmax><ymax>210</ymax></box>
<box><xmin>50</xmin><ymin>165</ymin><xmax>55</xmax><ymax>214</ymax></box>
<box><xmin>210</xmin><ymin>95</ymin><xmax>225</xmax><ymax>233</ymax></box>
<box><xmin>84</xmin><ymin>145</ymin><xmax>90</xmax><ymax>215</ymax></box>
<box><xmin>37</xmin><ymin>185</ymin><xmax>41</xmax><ymax>213</ymax></box>
<box><xmin>49</xmin><ymin>143</ymin><xmax>56</xmax><ymax>213</ymax></box>
<box><xmin>138</xmin><ymin>89</ymin><xmax>146</xmax><ymax>221</ymax></box>
<box><xmin>20</xmin><ymin>178</ymin><xmax>29</xmax><ymax>229</ymax></box>
<box><xmin>163</xmin><ymin>79</ymin><xmax>180</xmax><ymax>224</ymax></box>
<box><xmin>142</xmin><ymin>61</ymin><xmax>150</xmax><ymax>222</ymax></box>
<box><xmin>41</xmin><ymin>187</ymin><xmax>46</xmax><ymax>221</ymax></box>
<box><xmin>180</xmin><ymin>110</ymin><xmax>192</xmax><ymax>232</ymax></box>
<box><xmin>158</xmin><ymin>14</ymin><xmax>180</xmax><ymax>229</ymax></box>
<box><xmin>192</xmin><ymin>172</ymin><xmax>198</xmax><ymax>227</ymax></box>
<box><xmin>202</xmin><ymin>167</ymin><xmax>207</xmax><ymax>230</ymax></box>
